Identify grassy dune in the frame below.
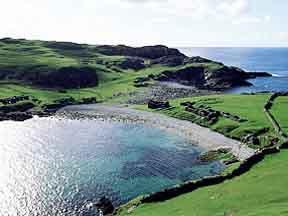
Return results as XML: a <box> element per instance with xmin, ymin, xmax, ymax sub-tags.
<box><xmin>117</xmin><ymin>149</ymin><xmax>288</xmax><ymax>216</ymax></box>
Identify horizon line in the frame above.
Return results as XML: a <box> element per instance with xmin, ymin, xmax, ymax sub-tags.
<box><xmin>1</xmin><ymin>36</ymin><xmax>288</xmax><ymax>48</ymax></box>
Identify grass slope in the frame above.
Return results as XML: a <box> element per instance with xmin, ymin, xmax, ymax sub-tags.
<box><xmin>0</xmin><ymin>38</ymin><xmax>193</xmax><ymax>106</ymax></box>
<box><xmin>271</xmin><ymin>96</ymin><xmax>288</xmax><ymax>134</ymax></box>
<box><xmin>135</xmin><ymin>94</ymin><xmax>278</xmax><ymax>148</ymax></box>
<box><xmin>117</xmin><ymin>149</ymin><xmax>288</xmax><ymax>216</ymax></box>
<box><xmin>0</xmin><ymin>38</ymin><xmax>250</xmax><ymax>108</ymax></box>
<box><xmin>0</xmin><ymin>64</ymin><xmax>175</xmax><ymax>106</ymax></box>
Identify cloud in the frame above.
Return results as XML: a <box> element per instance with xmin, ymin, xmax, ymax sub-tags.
<box><xmin>232</xmin><ymin>14</ymin><xmax>271</xmax><ymax>24</ymax></box>
<box><xmin>217</xmin><ymin>0</ymin><xmax>250</xmax><ymax>17</ymax></box>
<box><xmin>119</xmin><ymin>0</ymin><xmax>273</xmax><ymax>27</ymax></box>
<box><xmin>0</xmin><ymin>0</ymin><xmax>283</xmax><ymax>47</ymax></box>
<box><xmin>120</xmin><ymin>0</ymin><xmax>251</xmax><ymax>18</ymax></box>
<box><xmin>123</xmin><ymin>0</ymin><xmax>167</xmax><ymax>3</ymax></box>
<box><xmin>277</xmin><ymin>32</ymin><xmax>288</xmax><ymax>40</ymax></box>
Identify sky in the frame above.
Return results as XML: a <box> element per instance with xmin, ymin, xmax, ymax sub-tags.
<box><xmin>0</xmin><ymin>0</ymin><xmax>287</xmax><ymax>47</ymax></box>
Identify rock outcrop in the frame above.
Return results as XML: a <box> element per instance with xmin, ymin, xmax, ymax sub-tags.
<box><xmin>0</xmin><ymin>65</ymin><xmax>99</xmax><ymax>89</ymax></box>
<box><xmin>0</xmin><ymin>102</ymin><xmax>35</xmax><ymax>121</ymax></box>
<box><xmin>151</xmin><ymin>55</ymin><xmax>186</xmax><ymax>66</ymax></box>
<box><xmin>0</xmin><ymin>102</ymin><xmax>35</xmax><ymax>113</ymax></box>
<box><xmin>44</xmin><ymin>41</ymin><xmax>86</xmax><ymax>50</ymax></box>
<box><xmin>0</xmin><ymin>95</ymin><xmax>29</xmax><ymax>105</ymax></box>
<box><xmin>0</xmin><ymin>111</ymin><xmax>33</xmax><ymax>121</ymax></box>
<box><xmin>154</xmin><ymin>66</ymin><xmax>206</xmax><ymax>87</ymax></box>
<box><xmin>184</xmin><ymin>56</ymin><xmax>223</xmax><ymax>65</ymax></box>
<box><xmin>204</xmin><ymin>66</ymin><xmax>252</xmax><ymax>89</ymax></box>
<box><xmin>148</xmin><ymin>100</ymin><xmax>170</xmax><ymax>109</ymax></box>
<box><xmin>152</xmin><ymin>65</ymin><xmax>263</xmax><ymax>90</ymax></box>
<box><xmin>35</xmin><ymin>66</ymin><xmax>99</xmax><ymax>89</ymax></box>
<box><xmin>247</xmin><ymin>72</ymin><xmax>272</xmax><ymax>78</ymax></box>
<box><xmin>42</xmin><ymin>97</ymin><xmax>76</xmax><ymax>113</ymax></box>
<box><xmin>117</xmin><ymin>57</ymin><xmax>146</xmax><ymax>70</ymax></box>
<box><xmin>95</xmin><ymin>196</ymin><xmax>114</xmax><ymax>215</ymax></box>
<box><xmin>96</xmin><ymin>45</ymin><xmax>185</xmax><ymax>59</ymax></box>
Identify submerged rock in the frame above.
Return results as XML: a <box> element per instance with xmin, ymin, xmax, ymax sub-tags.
<box><xmin>95</xmin><ymin>196</ymin><xmax>114</xmax><ymax>215</ymax></box>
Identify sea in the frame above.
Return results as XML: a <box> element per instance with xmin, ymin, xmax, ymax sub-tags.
<box><xmin>179</xmin><ymin>47</ymin><xmax>288</xmax><ymax>93</ymax></box>
<box><xmin>0</xmin><ymin>117</ymin><xmax>223</xmax><ymax>216</ymax></box>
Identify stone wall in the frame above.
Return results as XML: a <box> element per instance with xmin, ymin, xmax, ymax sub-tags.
<box><xmin>141</xmin><ymin>146</ymin><xmax>282</xmax><ymax>203</ymax></box>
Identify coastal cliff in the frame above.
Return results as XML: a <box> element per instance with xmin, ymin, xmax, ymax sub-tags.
<box><xmin>0</xmin><ymin>38</ymin><xmax>270</xmax><ymax>91</ymax></box>
<box><xmin>0</xmin><ymin>38</ymin><xmax>272</xmax><ymax>121</ymax></box>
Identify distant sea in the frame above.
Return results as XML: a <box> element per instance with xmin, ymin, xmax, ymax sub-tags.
<box><xmin>179</xmin><ymin>47</ymin><xmax>288</xmax><ymax>93</ymax></box>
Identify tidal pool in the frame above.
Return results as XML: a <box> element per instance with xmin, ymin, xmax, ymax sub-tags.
<box><xmin>0</xmin><ymin>117</ymin><xmax>224</xmax><ymax>216</ymax></box>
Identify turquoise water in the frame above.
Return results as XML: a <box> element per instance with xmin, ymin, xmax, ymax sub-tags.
<box><xmin>0</xmin><ymin>117</ymin><xmax>223</xmax><ymax>216</ymax></box>
<box><xmin>180</xmin><ymin>47</ymin><xmax>288</xmax><ymax>93</ymax></box>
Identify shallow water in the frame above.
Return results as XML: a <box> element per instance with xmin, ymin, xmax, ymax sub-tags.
<box><xmin>179</xmin><ymin>47</ymin><xmax>288</xmax><ymax>92</ymax></box>
<box><xmin>0</xmin><ymin>117</ymin><xmax>223</xmax><ymax>216</ymax></box>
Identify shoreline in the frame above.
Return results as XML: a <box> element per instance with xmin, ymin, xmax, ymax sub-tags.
<box><xmin>59</xmin><ymin>104</ymin><xmax>255</xmax><ymax>161</ymax></box>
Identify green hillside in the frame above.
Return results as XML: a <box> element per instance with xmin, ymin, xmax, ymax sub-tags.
<box><xmin>0</xmin><ymin>38</ymin><xmax>262</xmax><ymax>109</ymax></box>
<box><xmin>135</xmin><ymin>94</ymin><xmax>280</xmax><ymax>149</ymax></box>
<box><xmin>117</xmin><ymin>94</ymin><xmax>288</xmax><ymax>216</ymax></box>
<box><xmin>271</xmin><ymin>96</ymin><xmax>288</xmax><ymax>134</ymax></box>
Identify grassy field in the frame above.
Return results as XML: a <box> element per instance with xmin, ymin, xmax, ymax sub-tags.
<box><xmin>0</xmin><ymin>38</ymin><xmax>243</xmax><ymax>109</ymax></box>
<box><xmin>135</xmin><ymin>94</ymin><xmax>278</xmax><ymax>148</ymax></box>
<box><xmin>0</xmin><ymin>38</ymin><xmax>193</xmax><ymax>107</ymax></box>
<box><xmin>117</xmin><ymin>149</ymin><xmax>288</xmax><ymax>216</ymax></box>
<box><xmin>271</xmin><ymin>96</ymin><xmax>288</xmax><ymax>134</ymax></box>
<box><xmin>0</xmin><ymin>63</ymin><xmax>175</xmax><ymax>106</ymax></box>
<box><xmin>117</xmin><ymin>94</ymin><xmax>288</xmax><ymax>216</ymax></box>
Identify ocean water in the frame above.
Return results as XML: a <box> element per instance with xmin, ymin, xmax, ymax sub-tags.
<box><xmin>179</xmin><ymin>47</ymin><xmax>288</xmax><ymax>93</ymax></box>
<box><xmin>0</xmin><ymin>117</ymin><xmax>223</xmax><ymax>216</ymax></box>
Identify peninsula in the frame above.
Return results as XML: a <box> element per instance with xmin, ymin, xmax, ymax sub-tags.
<box><xmin>0</xmin><ymin>38</ymin><xmax>270</xmax><ymax>121</ymax></box>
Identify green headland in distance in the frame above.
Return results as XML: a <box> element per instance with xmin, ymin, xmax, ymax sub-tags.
<box><xmin>0</xmin><ymin>37</ymin><xmax>270</xmax><ymax>109</ymax></box>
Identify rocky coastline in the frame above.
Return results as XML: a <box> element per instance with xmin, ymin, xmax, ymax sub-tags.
<box><xmin>134</xmin><ymin>65</ymin><xmax>272</xmax><ymax>91</ymax></box>
<box><xmin>0</xmin><ymin>95</ymin><xmax>98</xmax><ymax>122</ymax></box>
